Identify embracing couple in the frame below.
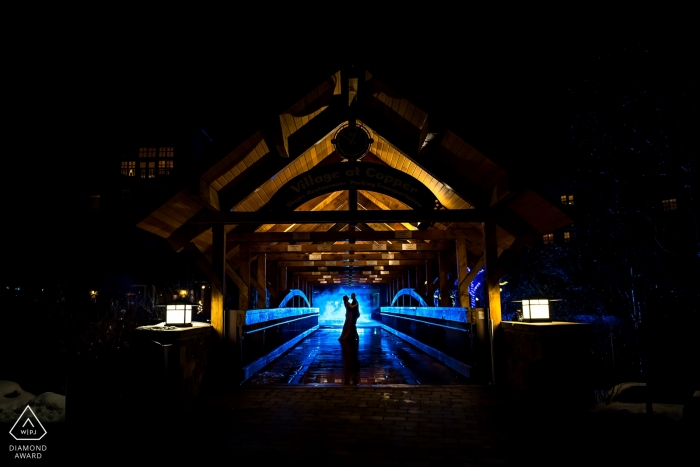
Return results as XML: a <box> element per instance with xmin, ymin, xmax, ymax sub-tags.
<box><xmin>338</xmin><ymin>293</ymin><xmax>360</xmax><ymax>341</ymax></box>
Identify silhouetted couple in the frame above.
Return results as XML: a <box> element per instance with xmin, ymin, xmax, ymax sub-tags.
<box><xmin>338</xmin><ymin>293</ymin><xmax>360</xmax><ymax>341</ymax></box>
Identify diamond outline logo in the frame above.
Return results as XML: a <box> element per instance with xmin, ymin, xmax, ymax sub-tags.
<box><xmin>9</xmin><ymin>406</ymin><xmax>47</xmax><ymax>441</ymax></box>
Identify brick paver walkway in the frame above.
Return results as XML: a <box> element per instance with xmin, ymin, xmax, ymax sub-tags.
<box><xmin>201</xmin><ymin>385</ymin><xmax>513</xmax><ymax>466</ymax></box>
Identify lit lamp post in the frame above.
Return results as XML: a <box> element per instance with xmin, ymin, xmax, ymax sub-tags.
<box><xmin>165</xmin><ymin>297</ymin><xmax>195</xmax><ymax>327</ymax></box>
<box><xmin>512</xmin><ymin>297</ymin><xmax>561</xmax><ymax>322</ymax></box>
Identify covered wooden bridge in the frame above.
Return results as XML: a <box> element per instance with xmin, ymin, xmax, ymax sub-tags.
<box><xmin>136</xmin><ymin>66</ymin><xmax>572</xmax><ymax>381</ymax></box>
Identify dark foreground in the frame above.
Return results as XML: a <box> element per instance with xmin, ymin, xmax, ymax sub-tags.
<box><xmin>3</xmin><ymin>327</ymin><xmax>697</xmax><ymax>465</ymax></box>
<box><xmin>6</xmin><ymin>385</ymin><xmax>696</xmax><ymax>466</ymax></box>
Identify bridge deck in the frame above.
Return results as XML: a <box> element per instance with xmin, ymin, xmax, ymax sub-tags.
<box><xmin>243</xmin><ymin>325</ymin><xmax>470</xmax><ymax>386</ymax></box>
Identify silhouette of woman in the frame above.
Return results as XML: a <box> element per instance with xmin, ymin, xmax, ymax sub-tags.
<box><xmin>338</xmin><ymin>295</ymin><xmax>358</xmax><ymax>341</ymax></box>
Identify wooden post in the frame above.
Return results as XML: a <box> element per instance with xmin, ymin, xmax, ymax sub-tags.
<box><xmin>268</xmin><ymin>260</ymin><xmax>278</xmax><ymax>299</ymax></box>
<box><xmin>426</xmin><ymin>259</ymin><xmax>435</xmax><ymax>306</ymax></box>
<box><xmin>438</xmin><ymin>251</ymin><xmax>450</xmax><ymax>307</ymax></box>
<box><xmin>483</xmin><ymin>220</ymin><xmax>502</xmax><ymax>383</ymax></box>
<box><xmin>456</xmin><ymin>238</ymin><xmax>470</xmax><ymax>308</ymax></box>
<box><xmin>211</xmin><ymin>225</ymin><xmax>226</xmax><ymax>338</ymax></box>
<box><xmin>416</xmin><ymin>265</ymin><xmax>425</xmax><ymax>299</ymax></box>
<box><xmin>257</xmin><ymin>252</ymin><xmax>267</xmax><ymax>309</ymax></box>
<box><xmin>483</xmin><ymin>222</ymin><xmax>502</xmax><ymax>327</ymax></box>
<box><xmin>238</xmin><ymin>242</ymin><xmax>251</xmax><ymax>311</ymax></box>
<box><xmin>349</xmin><ymin>189</ymin><xmax>357</xmax><ymax>212</ymax></box>
<box><xmin>280</xmin><ymin>266</ymin><xmax>288</xmax><ymax>293</ymax></box>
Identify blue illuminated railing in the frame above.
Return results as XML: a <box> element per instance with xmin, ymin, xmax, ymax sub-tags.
<box><xmin>379</xmin><ymin>306</ymin><xmax>472</xmax><ymax>378</ymax></box>
<box><xmin>390</xmin><ymin>288</ymin><xmax>429</xmax><ymax>307</ymax></box>
<box><xmin>236</xmin><ymin>307</ymin><xmax>319</xmax><ymax>382</ymax></box>
<box><xmin>278</xmin><ymin>289</ymin><xmax>311</xmax><ymax>308</ymax></box>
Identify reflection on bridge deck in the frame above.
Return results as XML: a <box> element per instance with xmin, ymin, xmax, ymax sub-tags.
<box><xmin>243</xmin><ymin>326</ymin><xmax>470</xmax><ymax>386</ymax></box>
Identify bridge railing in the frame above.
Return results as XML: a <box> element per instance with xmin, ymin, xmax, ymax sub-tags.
<box><xmin>379</xmin><ymin>306</ymin><xmax>472</xmax><ymax>378</ymax></box>
<box><xmin>227</xmin><ymin>290</ymin><xmax>318</xmax><ymax>383</ymax></box>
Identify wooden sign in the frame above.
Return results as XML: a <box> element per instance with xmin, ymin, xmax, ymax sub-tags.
<box><xmin>382</xmin><ymin>253</ymin><xmax>394</xmax><ymax>259</ymax></box>
<box><xmin>266</xmin><ymin>162</ymin><xmax>441</xmax><ymax>212</ymax></box>
<box><xmin>366</xmin><ymin>260</ymin><xmax>377</xmax><ymax>266</ymax></box>
<box><xmin>395</xmin><ymin>231</ymin><xmax>412</xmax><ymax>239</ymax></box>
<box><xmin>317</xmin><ymin>245</ymin><xmax>332</xmax><ymax>251</ymax></box>
<box><xmin>372</xmin><ymin>244</ymin><xmax>387</xmax><ymax>250</ymax></box>
<box><xmin>287</xmin><ymin>245</ymin><xmax>302</xmax><ymax>252</ymax></box>
<box><xmin>402</xmin><ymin>244</ymin><xmax>417</xmax><ymax>250</ymax></box>
<box><xmin>302</xmin><ymin>261</ymin><xmax>314</xmax><ymax>266</ymax></box>
<box><xmin>309</xmin><ymin>254</ymin><xmax>322</xmax><ymax>260</ymax></box>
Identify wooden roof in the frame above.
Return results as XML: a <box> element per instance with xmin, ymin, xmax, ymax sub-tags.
<box><xmin>137</xmin><ymin>67</ymin><xmax>572</xmax><ymax>278</ymax></box>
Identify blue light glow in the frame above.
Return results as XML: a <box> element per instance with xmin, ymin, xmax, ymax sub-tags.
<box><xmin>312</xmin><ymin>286</ymin><xmax>379</xmax><ymax>326</ymax></box>
<box><xmin>468</xmin><ymin>268</ymin><xmax>485</xmax><ymax>308</ymax></box>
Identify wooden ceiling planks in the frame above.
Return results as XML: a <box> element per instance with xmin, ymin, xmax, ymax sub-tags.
<box><xmin>137</xmin><ymin>68</ymin><xmax>572</xmax><ymax>278</ymax></box>
<box><xmin>201</xmin><ymin>132</ymin><xmax>265</xmax><ymax>189</ymax></box>
<box><xmin>364</xmin><ymin>130</ymin><xmax>472</xmax><ymax>210</ymax></box>
<box><xmin>505</xmin><ymin>191</ymin><xmax>566</xmax><ymax>234</ymax></box>
<box><xmin>227</xmin><ymin>129</ymin><xmax>339</xmax><ymax>215</ymax></box>
<box><xmin>137</xmin><ymin>189</ymin><xmax>202</xmax><ymax>239</ymax></box>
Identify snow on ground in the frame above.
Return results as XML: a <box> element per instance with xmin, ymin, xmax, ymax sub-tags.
<box><xmin>0</xmin><ymin>381</ymin><xmax>65</xmax><ymax>424</ymax></box>
<box><xmin>591</xmin><ymin>381</ymin><xmax>685</xmax><ymax>422</ymax></box>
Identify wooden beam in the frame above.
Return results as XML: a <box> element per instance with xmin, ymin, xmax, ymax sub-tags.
<box><xmin>190</xmin><ymin>177</ymin><xmax>220</xmax><ymax>211</ymax></box>
<box><xmin>426</xmin><ymin>259</ymin><xmax>435</xmax><ymax>304</ymax></box>
<box><xmin>278</xmin><ymin>260</ymin><xmax>426</xmax><ymax>267</ymax></box>
<box><xmin>280</xmin><ymin>266</ymin><xmax>288</xmax><ymax>292</ymax></box>
<box><xmin>438</xmin><ymin>251</ymin><xmax>451</xmax><ymax>307</ymax></box>
<box><xmin>416</xmin><ymin>264</ymin><xmax>426</xmax><ymax>297</ymax></box>
<box><xmin>252</xmin><ymin>242</ymin><xmax>452</xmax><ymax>253</ymax></box>
<box><xmin>256</xmin><ymin>253</ymin><xmax>266</xmax><ymax>308</ymax></box>
<box><xmin>456</xmin><ymin>238</ymin><xmax>470</xmax><ymax>308</ymax></box>
<box><xmin>356</xmin><ymin>96</ymin><xmax>422</xmax><ymax>157</ymax></box>
<box><xmin>286</xmin><ymin>96</ymin><xmax>346</xmax><ymax>159</ymax></box>
<box><xmin>238</xmin><ymin>242</ymin><xmax>251</xmax><ymax>310</ymax></box>
<box><xmin>265</xmin><ymin>252</ymin><xmax>437</xmax><ymax>261</ymax></box>
<box><xmin>230</xmin><ymin>230</ymin><xmax>475</xmax><ymax>243</ymax></box>
<box><xmin>483</xmin><ymin>221</ymin><xmax>502</xmax><ymax>327</ymax></box>
<box><xmin>211</xmin><ymin>225</ymin><xmax>226</xmax><ymax>338</ymax></box>
<box><xmin>183</xmin><ymin>242</ymin><xmax>221</xmax><ymax>294</ymax></box>
<box><xmin>218</xmin><ymin>153</ymin><xmax>289</xmax><ymax>212</ymax></box>
<box><xmin>189</xmin><ymin>209</ymin><xmax>488</xmax><ymax>225</ymax></box>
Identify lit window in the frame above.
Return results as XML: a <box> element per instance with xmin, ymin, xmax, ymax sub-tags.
<box><xmin>662</xmin><ymin>199</ymin><xmax>677</xmax><ymax>211</ymax></box>
<box><xmin>160</xmin><ymin>147</ymin><xmax>174</xmax><ymax>158</ymax></box>
<box><xmin>140</xmin><ymin>161</ymin><xmax>156</xmax><ymax>178</ymax></box>
<box><xmin>139</xmin><ymin>147</ymin><xmax>157</xmax><ymax>158</ymax></box>
<box><xmin>564</xmin><ymin>232</ymin><xmax>571</xmax><ymax>243</ymax></box>
<box><xmin>121</xmin><ymin>161</ymin><xmax>136</xmax><ymax>176</ymax></box>
<box><xmin>158</xmin><ymin>160</ymin><xmax>173</xmax><ymax>175</ymax></box>
<box><xmin>543</xmin><ymin>233</ymin><xmax>554</xmax><ymax>244</ymax></box>
<box><xmin>561</xmin><ymin>194</ymin><xmax>574</xmax><ymax>205</ymax></box>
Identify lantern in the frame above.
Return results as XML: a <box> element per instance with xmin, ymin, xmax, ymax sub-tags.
<box><xmin>165</xmin><ymin>298</ymin><xmax>194</xmax><ymax>327</ymax></box>
<box><xmin>513</xmin><ymin>297</ymin><xmax>561</xmax><ymax>322</ymax></box>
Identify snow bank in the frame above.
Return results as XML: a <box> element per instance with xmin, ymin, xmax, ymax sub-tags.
<box><xmin>0</xmin><ymin>381</ymin><xmax>64</xmax><ymax>423</ymax></box>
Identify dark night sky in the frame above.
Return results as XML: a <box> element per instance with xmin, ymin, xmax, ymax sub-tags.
<box><xmin>3</xmin><ymin>12</ymin><xmax>697</xmax><ymax>284</ymax></box>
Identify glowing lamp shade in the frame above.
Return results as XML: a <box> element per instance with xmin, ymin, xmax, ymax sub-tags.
<box><xmin>166</xmin><ymin>301</ymin><xmax>193</xmax><ymax>327</ymax></box>
<box><xmin>521</xmin><ymin>299</ymin><xmax>550</xmax><ymax>321</ymax></box>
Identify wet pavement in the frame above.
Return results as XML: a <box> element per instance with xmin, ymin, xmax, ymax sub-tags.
<box><xmin>243</xmin><ymin>325</ymin><xmax>470</xmax><ymax>386</ymax></box>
